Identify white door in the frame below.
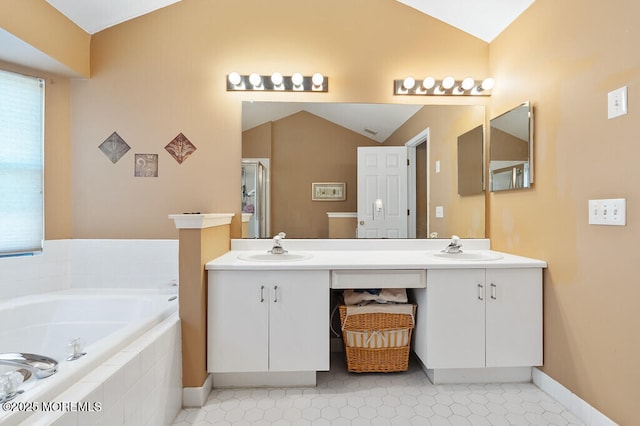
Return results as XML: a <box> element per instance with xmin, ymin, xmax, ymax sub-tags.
<box><xmin>426</xmin><ymin>269</ymin><xmax>486</xmax><ymax>368</ymax></box>
<box><xmin>269</xmin><ymin>271</ymin><xmax>330</xmax><ymax>372</ymax></box>
<box><xmin>357</xmin><ymin>146</ymin><xmax>408</xmax><ymax>238</ymax></box>
<box><xmin>208</xmin><ymin>271</ymin><xmax>270</xmax><ymax>372</ymax></box>
<box><xmin>485</xmin><ymin>268</ymin><xmax>543</xmax><ymax>367</ymax></box>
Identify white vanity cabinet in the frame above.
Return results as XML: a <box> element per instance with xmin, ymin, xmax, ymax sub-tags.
<box><xmin>208</xmin><ymin>270</ymin><xmax>330</xmax><ymax>373</ymax></box>
<box><xmin>414</xmin><ymin>268</ymin><xmax>542</xmax><ymax>370</ymax></box>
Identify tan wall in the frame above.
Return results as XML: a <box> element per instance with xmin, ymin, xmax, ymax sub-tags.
<box><xmin>270</xmin><ymin>111</ymin><xmax>379</xmax><ymax>238</ymax></box>
<box><xmin>489</xmin><ymin>0</ymin><xmax>639</xmax><ymax>423</ymax></box>
<box><xmin>386</xmin><ymin>105</ymin><xmax>486</xmax><ymax>238</ymax></box>
<box><xmin>328</xmin><ymin>217</ymin><xmax>357</xmax><ymax>239</ymax></box>
<box><xmin>66</xmin><ymin>0</ymin><xmax>488</xmax><ymax>239</ymax></box>
<box><xmin>490</xmin><ymin>127</ymin><xmax>528</xmax><ymax>161</ymax></box>
<box><xmin>177</xmin><ymin>224</ymin><xmax>230</xmax><ymax>387</ymax></box>
<box><xmin>0</xmin><ymin>60</ymin><xmax>73</xmax><ymax>240</ymax></box>
<box><xmin>242</xmin><ymin>122</ymin><xmax>272</xmax><ymax>159</ymax></box>
<box><xmin>0</xmin><ymin>0</ymin><xmax>90</xmax><ymax>77</ymax></box>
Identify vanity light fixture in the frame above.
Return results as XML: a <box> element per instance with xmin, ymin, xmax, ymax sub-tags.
<box><xmin>227</xmin><ymin>72</ymin><xmax>328</xmax><ymax>92</ymax></box>
<box><xmin>394</xmin><ymin>76</ymin><xmax>494</xmax><ymax>96</ymax></box>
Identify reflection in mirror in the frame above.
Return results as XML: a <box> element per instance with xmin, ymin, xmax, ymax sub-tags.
<box><xmin>489</xmin><ymin>102</ymin><xmax>534</xmax><ymax>191</ymax></box>
<box><xmin>457</xmin><ymin>125</ymin><xmax>484</xmax><ymax>196</ymax></box>
<box><xmin>242</xmin><ymin>102</ymin><xmax>486</xmax><ymax>239</ymax></box>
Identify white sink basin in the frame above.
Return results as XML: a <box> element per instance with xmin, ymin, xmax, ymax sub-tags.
<box><xmin>431</xmin><ymin>251</ymin><xmax>503</xmax><ymax>261</ymax></box>
<box><xmin>237</xmin><ymin>252</ymin><xmax>313</xmax><ymax>262</ymax></box>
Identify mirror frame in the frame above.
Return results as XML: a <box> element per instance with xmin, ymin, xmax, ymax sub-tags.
<box><xmin>489</xmin><ymin>101</ymin><xmax>534</xmax><ymax>192</ymax></box>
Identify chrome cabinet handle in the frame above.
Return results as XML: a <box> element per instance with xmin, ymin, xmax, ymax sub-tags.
<box><xmin>260</xmin><ymin>285</ymin><xmax>265</xmax><ymax>303</ymax></box>
<box><xmin>477</xmin><ymin>284</ymin><xmax>484</xmax><ymax>300</ymax></box>
<box><xmin>490</xmin><ymin>283</ymin><xmax>497</xmax><ymax>300</ymax></box>
<box><xmin>273</xmin><ymin>285</ymin><xmax>278</xmax><ymax>303</ymax></box>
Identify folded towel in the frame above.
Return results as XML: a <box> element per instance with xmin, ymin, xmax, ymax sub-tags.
<box><xmin>343</xmin><ymin>288</ymin><xmax>408</xmax><ymax>305</ymax></box>
<box><xmin>345</xmin><ymin>303</ymin><xmax>414</xmax><ymax>317</ymax></box>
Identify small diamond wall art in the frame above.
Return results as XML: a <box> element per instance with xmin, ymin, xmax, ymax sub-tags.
<box><xmin>134</xmin><ymin>154</ymin><xmax>158</xmax><ymax>177</ymax></box>
<box><xmin>99</xmin><ymin>132</ymin><xmax>130</xmax><ymax>164</ymax></box>
<box><xmin>165</xmin><ymin>132</ymin><xmax>197</xmax><ymax>164</ymax></box>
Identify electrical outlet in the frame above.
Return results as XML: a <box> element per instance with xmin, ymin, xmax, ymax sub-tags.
<box><xmin>588</xmin><ymin>198</ymin><xmax>626</xmax><ymax>226</ymax></box>
<box><xmin>608</xmin><ymin>86</ymin><xmax>628</xmax><ymax>119</ymax></box>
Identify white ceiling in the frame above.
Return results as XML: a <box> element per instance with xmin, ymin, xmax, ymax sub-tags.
<box><xmin>42</xmin><ymin>0</ymin><xmax>535</xmax><ymax>40</ymax></box>
<box><xmin>44</xmin><ymin>0</ymin><xmax>182</xmax><ymax>35</ymax></box>
<box><xmin>396</xmin><ymin>0</ymin><xmax>535</xmax><ymax>42</ymax></box>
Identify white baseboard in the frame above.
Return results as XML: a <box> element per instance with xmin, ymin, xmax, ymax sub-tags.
<box><xmin>212</xmin><ymin>371</ymin><xmax>317</xmax><ymax>388</ymax></box>
<box><xmin>425</xmin><ymin>366</ymin><xmax>532</xmax><ymax>384</ymax></box>
<box><xmin>532</xmin><ymin>368</ymin><xmax>617</xmax><ymax>426</ymax></box>
<box><xmin>182</xmin><ymin>374</ymin><xmax>213</xmax><ymax>408</ymax></box>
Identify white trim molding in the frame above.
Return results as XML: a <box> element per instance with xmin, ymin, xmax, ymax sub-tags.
<box><xmin>169</xmin><ymin>213</ymin><xmax>234</xmax><ymax>229</ymax></box>
<box><xmin>532</xmin><ymin>368</ymin><xmax>618</xmax><ymax>425</ymax></box>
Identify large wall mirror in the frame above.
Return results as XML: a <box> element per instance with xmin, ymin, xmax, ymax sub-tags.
<box><xmin>489</xmin><ymin>101</ymin><xmax>534</xmax><ymax>191</ymax></box>
<box><xmin>242</xmin><ymin>102</ymin><xmax>486</xmax><ymax>239</ymax></box>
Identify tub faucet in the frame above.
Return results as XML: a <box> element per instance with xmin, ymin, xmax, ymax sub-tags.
<box><xmin>269</xmin><ymin>232</ymin><xmax>287</xmax><ymax>254</ymax></box>
<box><xmin>442</xmin><ymin>235</ymin><xmax>463</xmax><ymax>254</ymax></box>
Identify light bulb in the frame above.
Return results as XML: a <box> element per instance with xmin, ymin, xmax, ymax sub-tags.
<box><xmin>249</xmin><ymin>73</ymin><xmax>262</xmax><ymax>87</ymax></box>
<box><xmin>228</xmin><ymin>72</ymin><xmax>241</xmax><ymax>86</ymax></box>
<box><xmin>312</xmin><ymin>73</ymin><xmax>324</xmax><ymax>87</ymax></box>
<box><xmin>481</xmin><ymin>78</ymin><xmax>495</xmax><ymax>91</ymax></box>
<box><xmin>442</xmin><ymin>76</ymin><xmax>455</xmax><ymax>90</ymax></box>
<box><xmin>291</xmin><ymin>73</ymin><xmax>304</xmax><ymax>86</ymax></box>
<box><xmin>422</xmin><ymin>77</ymin><xmax>435</xmax><ymax>89</ymax></box>
<box><xmin>461</xmin><ymin>77</ymin><xmax>475</xmax><ymax>91</ymax></box>
<box><xmin>402</xmin><ymin>77</ymin><xmax>416</xmax><ymax>90</ymax></box>
<box><xmin>271</xmin><ymin>72</ymin><xmax>283</xmax><ymax>86</ymax></box>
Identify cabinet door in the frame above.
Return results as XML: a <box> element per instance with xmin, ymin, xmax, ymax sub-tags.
<box><xmin>208</xmin><ymin>270</ymin><xmax>269</xmax><ymax>372</ymax></box>
<box><xmin>485</xmin><ymin>268</ymin><xmax>542</xmax><ymax>367</ymax></box>
<box><xmin>426</xmin><ymin>269</ymin><xmax>486</xmax><ymax>368</ymax></box>
<box><xmin>269</xmin><ymin>271</ymin><xmax>330</xmax><ymax>372</ymax></box>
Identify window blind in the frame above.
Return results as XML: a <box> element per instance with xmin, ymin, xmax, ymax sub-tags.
<box><xmin>0</xmin><ymin>70</ymin><xmax>44</xmax><ymax>256</ymax></box>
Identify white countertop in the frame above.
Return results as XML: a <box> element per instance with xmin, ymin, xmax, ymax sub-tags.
<box><xmin>206</xmin><ymin>248</ymin><xmax>547</xmax><ymax>271</ymax></box>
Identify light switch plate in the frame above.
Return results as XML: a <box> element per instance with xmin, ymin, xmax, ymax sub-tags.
<box><xmin>588</xmin><ymin>198</ymin><xmax>626</xmax><ymax>226</ymax></box>
<box><xmin>435</xmin><ymin>206</ymin><xmax>444</xmax><ymax>218</ymax></box>
<box><xmin>607</xmin><ymin>86</ymin><xmax>627</xmax><ymax>119</ymax></box>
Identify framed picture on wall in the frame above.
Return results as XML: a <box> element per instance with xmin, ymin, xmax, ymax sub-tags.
<box><xmin>312</xmin><ymin>182</ymin><xmax>346</xmax><ymax>201</ymax></box>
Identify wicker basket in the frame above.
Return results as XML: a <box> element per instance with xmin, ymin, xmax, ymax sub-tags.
<box><xmin>339</xmin><ymin>304</ymin><xmax>416</xmax><ymax>373</ymax></box>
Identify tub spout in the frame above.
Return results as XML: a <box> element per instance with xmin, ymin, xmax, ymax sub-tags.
<box><xmin>0</xmin><ymin>353</ymin><xmax>58</xmax><ymax>379</ymax></box>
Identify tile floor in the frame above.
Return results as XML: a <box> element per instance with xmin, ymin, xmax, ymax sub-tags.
<box><xmin>172</xmin><ymin>354</ymin><xmax>584</xmax><ymax>426</ymax></box>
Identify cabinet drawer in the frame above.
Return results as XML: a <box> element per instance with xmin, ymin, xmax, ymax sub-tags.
<box><xmin>331</xmin><ymin>270</ymin><xmax>426</xmax><ymax>289</ymax></box>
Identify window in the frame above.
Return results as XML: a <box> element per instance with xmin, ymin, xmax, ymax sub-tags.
<box><xmin>0</xmin><ymin>70</ymin><xmax>44</xmax><ymax>256</ymax></box>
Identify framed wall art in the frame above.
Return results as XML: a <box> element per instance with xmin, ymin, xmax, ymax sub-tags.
<box><xmin>312</xmin><ymin>182</ymin><xmax>346</xmax><ymax>201</ymax></box>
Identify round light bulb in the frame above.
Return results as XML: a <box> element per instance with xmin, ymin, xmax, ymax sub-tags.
<box><xmin>402</xmin><ymin>77</ymin><xmax>416</xmax><ymax>90</ymax></box>
<box><xmin>291</xmin><ymin>73</ymin><xmax>304</xmax><ymax>86</ymax></box>
<box><xmin>312</xmin><ymin>72</ymin><xmax>324</xmax><ymax>87</ymax></box>
<box><xmin>249</xmin><ymin>73</ymin><xmax>262</xmax><ymax>87</ymax></box>
<box><xmin>228</xmin><ymin>72</ymin><xmax>241</xmax><ymax>86</ymax></box>
<box><xmin>481</xmin><ymin>77</ymin><xmax>495</xmax><ymax>91</ymax></box>
<box><xmin>422</xmin><ymin>77</ymin><xmax>435</xmax><ymax>89</ymax></box>
<box><xmin>442</xmin><ymin>76</ymin><xmax>455</xmax><ymax>90</ymax></box>
<box><xmin>271</xmin><ymin>72</ymin><xmax>283</xmax><ymax>86</ymax></box>
<box><xmin>461</xmin><ymin>77</ymin><xmax>475</xmax><ymax>91</ymax></box>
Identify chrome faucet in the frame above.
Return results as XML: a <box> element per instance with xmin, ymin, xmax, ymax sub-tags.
<box><xmin>442</xmin><ymin>235</ymin><xmax>463</xmax><ymax>254</ymax></box>
<box><xmin>269</xmin><ymin>232</ymin><xmax>287</xmax><ymax>254</ymax></box>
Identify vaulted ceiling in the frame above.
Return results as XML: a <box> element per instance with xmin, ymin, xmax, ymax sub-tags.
<box><xmin>44</xmin><ymin>0</ymin><xmax>535</xmax><ymax>42</ymax></box>
<box><xmin>2</xmin><ymin>1</ymin><xmax>536</xmax><ymax>140</ymax></box>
